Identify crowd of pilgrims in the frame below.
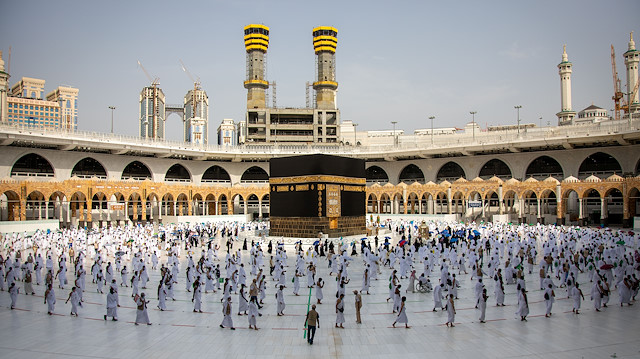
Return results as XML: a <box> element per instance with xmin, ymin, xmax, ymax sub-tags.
<box><xmin>1</xmin><ymin>219</ymin><xmax>638</xmax><ymax>328</ymax></box>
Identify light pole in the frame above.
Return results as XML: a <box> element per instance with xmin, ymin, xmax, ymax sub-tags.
<box><xmin>469</xmin><ymin>111</ymin><xmax>477</xmax><ymax>141</ymax></box>
<box><xmin>429</xmin><ymin>116</ymin><xmax>435</xmax><ymax>145</ymax></box>
<box><xmin>391</xmin><ymin>121</ymin><xmax>397</xmax><ymax>147</ymax></box>
<box><xmin>514</xmin><ymin>105</ymin><xmax>522</xmax><ymax>135</ymax></box>
<box><xmin>539</xmin><ymin>116</ymin><xmax>542</xmax><ymax>128</ymax></box>
<box><xmin>353</xmin><ymin>123</ymin><xmax>358</xmax><ymax>146</ymax></box>
<box><xmin>108</xmin><ymin>106</ymin><xmax>116</xmax><ymax>134</ymax></box>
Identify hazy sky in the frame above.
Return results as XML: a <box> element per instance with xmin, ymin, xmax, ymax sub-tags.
<box><xmin>1</xmin><ymin>0</ymin><xmax>638</xmax><ymax>143</ymax></box>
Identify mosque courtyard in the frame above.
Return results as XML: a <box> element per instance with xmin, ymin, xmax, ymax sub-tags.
<box><xmin>0</xmin><ymin>229</ymin><xmax>638</xmax><ymax>359</ymax></box>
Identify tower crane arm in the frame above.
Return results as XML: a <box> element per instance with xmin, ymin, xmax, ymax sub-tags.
<box><xmin>137</xmin><ymin>60</ymin><xmax>159</xmax><ymax>86</ymax></box>
<box><xmin>180</xmin><ymin>59</ymin><xmax>201</xmax><ymax>89</ymax></box>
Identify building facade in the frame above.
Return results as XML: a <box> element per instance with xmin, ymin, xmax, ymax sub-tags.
<box><xmin>218</xmin><ymin>118</ymin><xmax>236</xmax><ymax>146</ymax></box>
<box><xmin>139</xmin><ymin>86</ymin><xmax>166</xmax><ymax>140</ymax></box>
<box><xmin>183</xmin><ymin>88</ymin><xmax>209</xmax><ymax>144</ymax></box>
<box><xmin>244</xmin><ymin>24</ymin><xmax>340</xmax><ymax>144</ymax></box>
<box><xmin>2</xmin><ymin>76</ymin><xmax>78</xmax><ymax>130</ymax></box>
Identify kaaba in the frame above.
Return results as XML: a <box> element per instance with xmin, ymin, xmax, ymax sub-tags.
<box><xmin>269</xmin><ymin>154</ymin><xmax>366</xmax><ymax>238</ymax></box>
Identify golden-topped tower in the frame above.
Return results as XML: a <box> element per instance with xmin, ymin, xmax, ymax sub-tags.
<box><xmin>244</xmin><ymin>24</ymin><xmax>270</xmax><ymax>109</ymax></box>
<box><xmin>312</xmin><ymin>26</ymin><xmax>338</xmax><ymax>110</ymax></box>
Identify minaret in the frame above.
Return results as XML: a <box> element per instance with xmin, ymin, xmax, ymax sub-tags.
<box><xmin>312</xmin><ymin>26</ymin><xmax>338</xmax><ymax>110</ymax></box>
<box><xmin>624</xmin><ymin>31</ymin><xmax>640</xmax><ymax>114</ymax></box>
<box><xmin>556</xmin><ymin>45</ymin><xmax>576</xmax><ymax>125</ymax></box>
<box><xmin>0</xmin><ymin>51</ymin><xmax>9</xmax><ymax>123</ymax></box>
<box><xmin>244</xmin><ymin>24</ymin><xmax>270</xmax><ymax>109</ymax></box>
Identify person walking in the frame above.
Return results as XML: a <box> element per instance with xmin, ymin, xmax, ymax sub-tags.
<box><xmin>220</xmin><ymin>296</ymin><xmax>235</xmax><ymax>330</ymax></box>
<box><xmin>134</xmin><ymin>292</ymin><xmax>151</xmax><ymax>325</ymax></box>
<box><xmin>305</xmin><ymin>304</ymin><xmax>320</xmax><ymax>345</ymax></box>
<box><xmin>392</xmin><ymin>296</ymin><xmax>409</xmax><ymax>328</ymax></box>
<box><xmin>445</xmin><ymin>294</ymin><xmax>456</xmax><ymax>327</ymax></box>
<box><xmin>335</xmin><ymin>293</ymin><xmax>345</xmax><ymax>328</ymax></box>
<box><xmin>354</xmin><ymin>290</ymin><xmax>362</xmax><ymax>324</ymax></box>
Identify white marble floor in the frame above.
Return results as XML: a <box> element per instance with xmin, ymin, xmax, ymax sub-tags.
<box><xmin>1</xmin><ymin>235</ymin><xmax>639</xmax><ymax>359</ymax></box>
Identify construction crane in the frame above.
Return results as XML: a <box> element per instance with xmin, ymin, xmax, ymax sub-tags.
<box><xmin>179</xmin><ymin>60</ymin><xmax>201</xmax><ymax>120</ymax></box>
<box><xmin>137</xmin><ymin>60</ymin><xmax>160</xmax><ymax>87</ymax></box>
<box><xmin>611</xmin><ymin>45</ymin><xmax>624</xmax><ymax>121</ymax></box>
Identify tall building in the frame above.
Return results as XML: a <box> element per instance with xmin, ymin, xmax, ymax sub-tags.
<box><xmin>624</xmin><ymin>32</ymin><xmax>639</xmax><ymax>116</ymax></box>
<box><xmin>244</xmin><ymin>24</ymin><xmax>340</xmax><ymax>144</ymax></box>
<box><xmin>237</xmin><ymin>120</ymin><xmax>246</xmax><ymax>144</ymax></box>
<box><xmin>11</xmin><ymin>77</ymin><xmax>45</xmax><ymax>99</ymax></box>
<box><xmin>4</xmin><ymin>76</ymin><xmax>78</xmax><ymax>130</ymax></box>
<box><xmin>0</xmin><ymin>51</ymin><xmax>9</xmax><ymax>123</ymax></box>
<box><xmin>217</xmin><ymin>118</ymin><xmax>236</xmax><ymax>146</ymax></box>
<box><xmin>183</xmin><ymin>87</ymin><xmax>209</xmax><ymax>144</ymax></box>
<box><xmin>556</xmin><ymin>45</ymin><xmax>576</xmax><ymax>125</ymax></box>
<box><xmin>312</xmin><ymin>26</ymin><xmax>338</xmax><ymax>110</ymax></box>
<box><xmin>46</xmin><ymin>86</ymin><xmax>79</xmax><ymax>131</ymax></box>
<box><xmin>139</xmin><ymin>85</ymin><xmax>165</xmax><ymax>140</ymax></box>
<box><xmin>244</xmin><ymin>24</ymin><xmax>270</xmax><ymax>109</ymax></box>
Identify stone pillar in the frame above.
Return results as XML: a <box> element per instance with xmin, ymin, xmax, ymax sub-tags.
<box><xmin>578</xmin><ymin>197</ymin><xmax>583</xmax><ymax>224</ymax></box>
<box><xmin>244</xmin><ymin>198</ymin><xmax>248</xmax><ymax>215</ymax></box>
<box><xmin>19</xmin><ymin>198</ymin><xmax>26</xmax><ymax>221</ymax></box>
<box><xmin>258</xmin><ymin>199</ymin><xmax>263</xmax><ymax>218</ymax></box>
<box><xmin>44</xmin><ymin>201</ymin><xmax>49</xmax><ymax>220</ymax></box>
<box><xmin>600</xmin><ymin>196</ymin><xmax>607</xmax><ymax>226</ymax></box>
<box><xmin>377</xmin><ymin>200</ymin><xmax>381</xmax><ymax>214</ymax></box>
<box><xmin>555</xmin><ymin>184</ymin><xmax>563</xmax><ymax>225</ymax></box>
<box><xmin>537</xmin><ymin>198</ymin><xmax>541</xmax><ymax>222</ymax></box>
<box><xmin>447</xmin><ymin>188</ymin><xmax>452</xmax><ymax>215</ymax></box>
<box><xmin>158</xmin><ymin>199</ymin><xmax>162</xmax><ymax>220</ymax></box>
<box><xmin>141</xmin><ymin>200</ymin><xmax>147</xmax><ymax>222</ymax></box>
<box><xmin>622</xmin><ymin>182</ymin><xmax>630</xmax><ymax>227</ymax></box>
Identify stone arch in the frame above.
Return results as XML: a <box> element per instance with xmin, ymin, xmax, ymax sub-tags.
<box><xmin>218</xmin><ymin>194</ymin><xmax>229</xmax><ymax>214</ymax></box>
<box><xmin>0</xmin><ymin>190</ymin><xmax>21</xmax><ymax>221</ymax></box>
<box><xmin>202</xmin><ymin>165</ymin><xmax>231</xmax><ymax>183</ymax></box>
<box><xmin>525</xmin><ymin>155</ymin><xmax>564</xmax><ymax>180</ymax></box>
<box><xmin>603</xmin><ymin>188</ymin><xmax>623</xmax><ymax>225</ymax></box>
<box><xmin>162</xmin><ymin>193</ymin><xmax>175</xmax><ymax>216</ymax></box>
<box><xmin>451</xmin><ymin>191</ymin><xmax>465</xmax><ymax>216</ymax></box>
<box><xmin>260</xmin><ymin>193</ymin><xmax>270</xmax><ymax>217</ymax></box>
<box><xmin>628</xmin><ymin>187</ymin><xmax>640</xmax><ymax>222</ymax></box>
<box><xmin>232</xmin><ymin>193</ymin><xmax>245</xmax><ymax>214</ymax></box>
<box><xmin>578</xmin><ymin>152</ymin><xmax>622</xmax><ymax>179</ymax></box>
<box><xmin>436</xmin><ymin>161</ymin><xmax>466</xmax><ymax>182</ymax></box>
<box><xmin>176</xmin><ymin>193</ymin><xmax>189</xmax><ymax>216</ymax></box>
<box><xmin>365</xmin><ymin>166</ymin><xmax>389</xmax><ymax>184</ymax></box>
<box><xmin>406</xmin><ymin>192</ymin><xmax>420</xmax><ymax>214</ymax></box>
<box><xmin>540</xmin><ymin>189</ymin><xmax>557</xmax><ymax>221</ymax></box>
<box><xmin>435</xmin><ymin>191</ymin><xmax>448</xmax><ymax>214</ymax></box>
<box><xmin>241</xmin><ymin>166</ymin><xmax>269</xmax><ymax>183</ymax></box>
<box><xmin>367</xmin><ymin>193</ymin><xmax>378</xmax><ymax>213</ymax></box>
<box><xmin>379</xmin><ymin>193</ymin><xmax>391</xmax><ymax>214</ymax></box>
<box><xmin>72</xmin><ymin>157</ymin><xmax>107</xmax><ymax>179</ymax></box>
<box><xmin>11</xmin><ymin>153</ymin><xmax>55</xmax><ymax>178</ymax></box>
<box><xmin>503</xmin><ymin>189</ymin><xmax>518</xmax><ymax>218</ymax></box>
<box><xmin>206</xmin><ymin>193</ymin><xmax>217</xmax><ymax>215</ymax></box>
<box><xmin>25</xmin><ymin>190</ymin><xmax>46</xmax><ymax>220</ymax></box>
<box><xmin>398</xmin><ymin>164</ymin><xmax>424</xmax><ymax>184</ymax></box>
<box><xmin>122</xmin><ymin>161</ymin><xmax>152</xmax><ymax>181</ymax></box>
<box><xmin>479</xmin><ymin>159</ymin><xmax>512</xmax><ymax>180</ymax></box>
<box><xmin>165</xmin><ymin>164</ymin><xmax>191</xmax><ymax>182</ymax></box>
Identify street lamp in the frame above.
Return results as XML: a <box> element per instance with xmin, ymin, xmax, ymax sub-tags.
<box><xmin>469</xmin><ymin>111</ymin><xmax>477</xmax><ymax>141</ymax></box>
<box><xmin>514</xmin><ymin>105</ymin><xmax>522</xmax><ymax>135</ymax></box>
<box><xmin>391</xmin><ymin>121</ymin><xmax>397</xmax><ymax>147</ymax></box>
<box><xmin>108</xmin><ymin>106</ymin><xmax>116</xmax><ymax>134</ymax></box>
<box><xmin>428</xmin><ymin>116</ymin><xmax>435</xmax><ymax>145</ymax></box>
<box><xmin>353</xmin><ymin>123</ymin><xmax>358</xmax><ymax>146</ymax></box>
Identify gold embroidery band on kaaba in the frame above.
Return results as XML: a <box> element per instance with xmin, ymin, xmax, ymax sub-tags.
<box><xmin>269</xmin><ymin>175</ymin><xmax>365</xmax><ymax>186</ymax></box>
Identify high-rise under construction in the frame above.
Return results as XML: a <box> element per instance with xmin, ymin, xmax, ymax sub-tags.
<box><xmin>243</xmin><ymin>24</ymin><xmax>340</xmax><ymax>144</ymax></box>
